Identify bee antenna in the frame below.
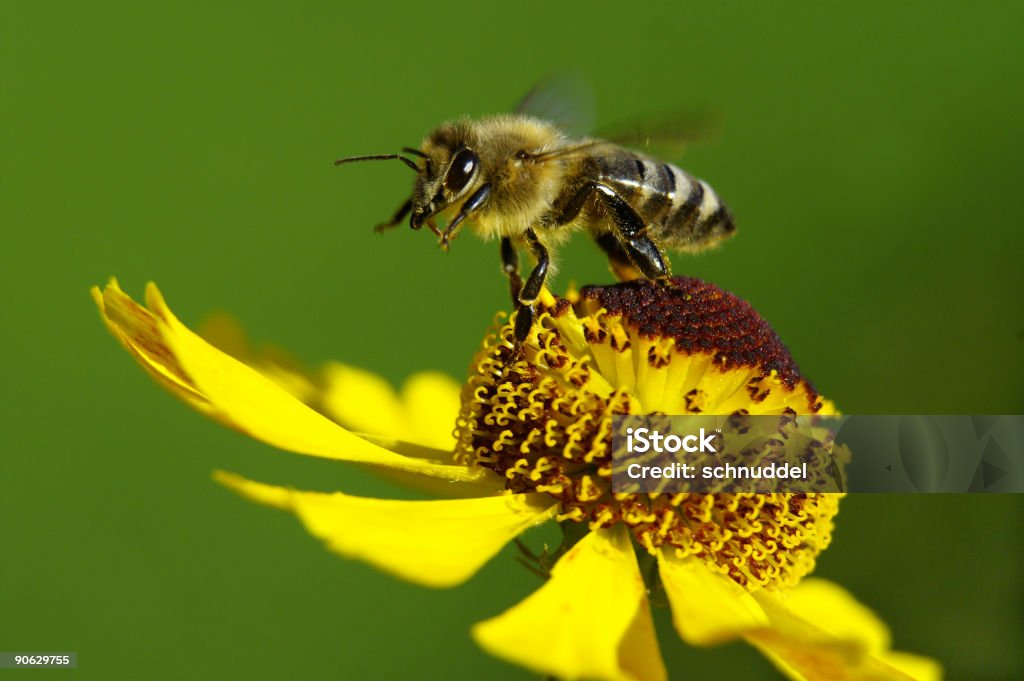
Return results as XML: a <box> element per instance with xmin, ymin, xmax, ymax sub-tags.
<box><xmin>401</xmin><ymin>147</ymin><xmax>429</xmax><ymax>158</ymax></box>
<box><xmin>333</xmin><ymin>154</ymin><xmax>421</xmax><ymax>173</ymax></box>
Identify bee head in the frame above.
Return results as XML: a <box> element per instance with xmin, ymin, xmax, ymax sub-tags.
<box><xmin>409</xmin><ymin>122</ymin><xmax>482</xmax><ymax>230</ymax></box>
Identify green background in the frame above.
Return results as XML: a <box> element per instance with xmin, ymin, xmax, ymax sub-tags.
<box><xmin>3</xmin><ymin>2</ymin><xmax>1022</xmax><ymax>679</ymax></box>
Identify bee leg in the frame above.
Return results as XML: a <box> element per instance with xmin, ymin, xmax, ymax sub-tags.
<box><xmin>594</xmin><ymin>232</ymin><xmax>644</xmax><ymax>282</ymax></box>
<box><xmin>500</xmin><ymin>236</ymin><xmax>523</xmax><ymax>303</ymax></box>
<box><xmin>513</xmin><ymin>229</ymin><xmax>549</xmax><ymax>344</ymax></box>
<box><xmin>373</xmin><ymin>197</ymin><xmax>413</xmax><ymax>233</ymax></box>
<box><xmin>556</xmin><ymin>182</ymin><xmax>670</xmax><ymax>280</ymax></box>
<box><xmin>440</xmin><ymin>183</ymin><xmax>492</xmax><ymax>249</ymax></box>
<box><xmin>590</xmin><ymin>184</ymin><xmax>670</xmax><ymax>280</ymax></box>
<box><xmin>620</xmin><ymin>233</ymin><xmax>671</xmax><ymax>280</ymax></box>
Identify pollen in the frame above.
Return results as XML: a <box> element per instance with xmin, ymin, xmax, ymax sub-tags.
<box><xmin>454</xmin><ymin>277</ymin><xmax>841</xmax><ymax>591</ymax></box>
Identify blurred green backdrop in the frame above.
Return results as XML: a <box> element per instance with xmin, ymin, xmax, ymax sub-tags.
<box><xmin>2</xmin><ymin>1</ymin><xmax>1022</xmax><ymax>679</ymax></box>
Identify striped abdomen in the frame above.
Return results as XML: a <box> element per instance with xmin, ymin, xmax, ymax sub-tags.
<box><xmin>592</xmin><ymin>152</ymin><xmax>736</xmax><ymax>252</ymax></box>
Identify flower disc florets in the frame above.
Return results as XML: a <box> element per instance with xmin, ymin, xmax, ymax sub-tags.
<box><xmin>455</xmin><ymin>277</ymin><xmax>841</xmax><ymax>590</ymax></box>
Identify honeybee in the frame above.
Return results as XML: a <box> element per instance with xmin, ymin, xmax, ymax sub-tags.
<box><xmin>335</xmin><ymin>82</ymin><xmax>736</xmax><ymax>343</ymax></box>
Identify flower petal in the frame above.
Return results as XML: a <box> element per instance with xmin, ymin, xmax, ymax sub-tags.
<box><xmin>94</xmin><ymin>280</ymin><xmax>490</xmax><ymax>484</ymax></box>
<box><xmin>616</xmin><ymin>589</ymin><xmax>669</xmax><ymax>681</ymax></box>
<box><xmin>748</xmin><ymin>580</ymin><xmax>941</xmax><ymax>680</ymax></box>
<box><xmin>92</xmin><ymin>281</ymin><xmax>215</xmax><ymax>416</ymax></box>
<box><xmin>472</xmin><ymin>526</ymin><xmax>666</xmax><ymax>681</ymax></box>
<box><xmin>781</xmin><ymin>579</ymin><xmax>890</xmax><ymax>653</ymax></box>
<box><xmin>397</xmin><ymin>371</ymin><xmax>462</xmax><ymax>450</ymax></box>
<box><xmin>657</xmin><ymin>551</ymin><xmax>770</xmax><ymax>645</ymax></box>
<box><xmin>320</xmin><ymin>362</ymin><xmax>407</xmax><ymax>439</ymax></box>
<box><xmin>201</xmin><ymin>314</ymin><xmax>463</xmax><ymax>454</ymax></box>
<box><xmin>214</xmin><ymin>471</ymin><xmax>557</xmax><ymax>588</ymax></box>
<box><xmin>877</xmin><ymin>652</ymin><xmax>942</xmax><ymax>681</ymax></box>
<box><xmin>199</xmin><ymin>311</ymin><xmax>320</xmax><ymax>405</ymax></box>
<box><xmin>321</xmin><ymin>363</ymin><xmax>460</xmax><ymax>452</ymax></box>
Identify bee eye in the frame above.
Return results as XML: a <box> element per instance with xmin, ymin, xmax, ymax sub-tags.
<box><xmin>444</xmin><ymin>148</ymin><xmax>478</xmax><ymax>195</ymax></box>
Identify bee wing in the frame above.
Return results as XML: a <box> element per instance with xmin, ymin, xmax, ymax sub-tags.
<box><xmin>515</xmin><ymin>73</ymin><xmax>595</xmax><ymax>138</ymax></box>
<box><xmin>594</xmin><ymin>107</ymin><xmax>722</xmax><ymax>161</ymax></box>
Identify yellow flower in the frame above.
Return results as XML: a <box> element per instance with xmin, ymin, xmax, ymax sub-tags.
<box><xmin>93</xmin><ymin>276</ymin><xmax>940</xmax><ymax>681</ymax></box>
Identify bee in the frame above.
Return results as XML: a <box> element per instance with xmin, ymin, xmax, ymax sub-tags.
<box><xmin>335</xmin><ymin>82</ymin><xmax>736</xmax><ymax>343</ymax></box>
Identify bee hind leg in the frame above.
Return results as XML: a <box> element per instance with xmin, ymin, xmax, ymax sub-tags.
<box><xmin>594</xmin><ymin>233</ymin><xmax>644</xmax><ymax>281</ymax></box>
<box><xmin>558</xmin><ymin>182</ymin><xmax>670</xmax><ymax>281</ymax></box>
<box><xmin>590</xmin><ymin>184</ymin><xmax>670</xmax><ymax>280</ymax></box>
<box><xmin>620</xmin><ymin>233</ymin><xmax>671</xmax><ymax>281</ymax></box>
<box><xmin>513</xmin><ymin>229</ymin><xmax>549</xmax><ymax>344</ymax></box>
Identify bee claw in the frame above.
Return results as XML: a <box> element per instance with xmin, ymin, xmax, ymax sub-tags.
<box><xmin>427</xmin><ymin>218</ymin><xmax>442</xmax><ymax>238</ymax></box>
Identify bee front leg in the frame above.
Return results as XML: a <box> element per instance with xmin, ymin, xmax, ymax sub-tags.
<box><xmin>500</xmin><ymin>236</ymin><xmax>523</xmax><ymax>303</ymax></box>
<box><xmin>513</xmin><ymin>229</ymin><xmax>549</xmax><ymax>344</ymax></box>
<box><xmin>440</xmin><ymin>183</ymin><xmax>492</xmax><ymax>249</ymax></box>
<box><xmin>373</xmin><ymin>197</ymin><xmax>413</xmax><ymax>233</ymax></box>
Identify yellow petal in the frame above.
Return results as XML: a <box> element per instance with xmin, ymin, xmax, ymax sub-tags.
<box><xmin>201</xmin><ymin>314</ymin><xmax>461</xmax><ymax>455</ymax></box>
<box><xmin>92</xmin><ymin>282</ymin><xmax>214</xmax><ymax>415</ymax></box>
<box><xmin>877</xmin><ymin>652</ymin><xmax>942</xmax><ymax>681</ymax></box>
<box><xmin>783</xmin><ymin>579</ymin><xmax>890</xmax><ymax>653</ymax></box>
<box><xmin>749</xmin><ymin>636</ymin><xmax>926</xmax><ymax>681</ymax></box>
<box><xmin>215</xmin><ymin>471</ymin><xmax>557</xmax><ymax>588</ymax></box>
<box><xmin>398</xmin><ymin>371</ymin><xmax>461</xmax><ymax>450</ymax></box>
<box><xmin>320</xmin><ymin>362</ymin><xmax>407</xmax><ymax>437</ymax></box>
<box><xmin>616</xmin><ymin>588</ymin><xmax>670</xmax><ymax>681</ymax></box>
<box><xmin>94</xmin><ymin>280</ymin><xmax>491</xmax><ymax>484</ymax></box>
<box><xmin>748</xmin><ymin>581</ymin><xmax>941</xmax><ymax>680</ymax></box>
<box><xmin>321</xmin><ymin>364</ymin><xmax>461</xmax><ymax>452</ymax></box>
<box><xmin>657</xmin><ymin>552</ymin><xmax>770</xmax><ymax>645</ymax></box>
<box><xmin>472</xmin><ymin>526</ymin><xmax>666</xmax><ymax>681</ymax></box>
<box><xmin>200</xmin><ymin>311</ymin><xmax>319</xmax><ymax>405</ymax></box>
